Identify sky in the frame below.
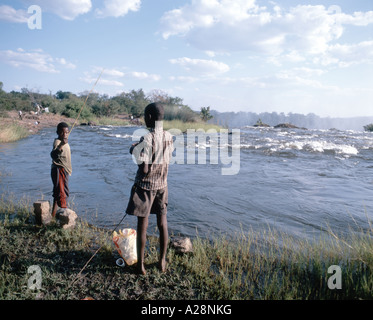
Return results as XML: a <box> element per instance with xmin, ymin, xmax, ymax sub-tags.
<box><xmin>0</xmin><ymin>0</ymin><xmax>373</xmax><ymax>118</ymax></box>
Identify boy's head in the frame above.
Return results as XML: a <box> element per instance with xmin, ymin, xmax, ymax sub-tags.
<box><xmin>144</xmin><ymin>102</ymin><xmax>164</xmax><ymax>128</ymax></box>
<box><xmin>57</xmin><ymin>122</ymin><xmax>69</xmax><ymax>139</ymax></box>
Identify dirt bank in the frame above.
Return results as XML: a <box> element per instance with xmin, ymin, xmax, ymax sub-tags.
<box><xmin>2</xmin><ymin>110</ymin><xmax>77</xmax><ymax>135</ymax></box>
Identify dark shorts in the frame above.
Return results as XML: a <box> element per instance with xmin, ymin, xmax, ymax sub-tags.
<box><xmin>126</xmin><ymin>185</ymin><xmax>168</xmax><ymax>218</ymax></box>
<box><xmin>51</xmin><ymin>166</ymin><xmax>69</xmax><ymax>208</ymax></box>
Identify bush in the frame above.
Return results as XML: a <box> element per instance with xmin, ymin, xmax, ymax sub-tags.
<box><xmin>61</xmin><ymin>99</ymin><xmax>92</xmax><ymax>119</ymax></box>
<box><xmin>0</xmin><ymin>81</ymin><xmax>205</xmax><ymax>124</ymax></box>
<box><xmin>164</xmin><ymin>104</ymin><xmax>199</xmax><ymax>122</ymax></box>
<box><xmin>364</xmin><ymin>123</ymin><xmax>373</xmax><ymax>132</ymax></box>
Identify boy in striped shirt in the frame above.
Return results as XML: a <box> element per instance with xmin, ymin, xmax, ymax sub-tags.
<box><xmin>126</xmin><ymin>103</ymin><xmax>173</xmax><ymax>275</ymax></box>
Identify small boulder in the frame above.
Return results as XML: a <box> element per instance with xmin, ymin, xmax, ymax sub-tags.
<box><xmin>170</xmin><ymin>236</ymin><xmax>193</xmax><ymax>254</ymax></box>
<box><xmin>56</xmin><ymin>208</ymin><xmax>78</xmax><ymax>229</ymax></box>
<box><xmin>33</xmin><ymin>201</ymin><xmax>52</xmax><ymax>226</ymax></box>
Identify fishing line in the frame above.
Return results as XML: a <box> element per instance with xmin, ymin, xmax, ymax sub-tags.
<box><xmin>68</xmin><ymin>68</ymin><xmax>105</xmax><ymax>136</ymax></box>
<box><xmin>65</xmin><ymin>67</ymin><xmax>131</xmax><ymax>288</ymax></box>
<box><xmin>69</xmin><ymin>212</ymin><xmax>128</xmax><ymax>288</ymax></box>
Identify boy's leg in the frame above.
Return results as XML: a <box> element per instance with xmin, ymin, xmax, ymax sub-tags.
<box><xmin>137</xmin><ymin>216</ymin><xmax>148</xmax><ymax>275</ymax></box>
<box><xmin>51</xmin><ymin>200</ymin><xmax>58</xmax><ymax>217</ymax></box>
<box><xmin>51</xmin><ymin>167</ymin><xmax>58</xmax><ymax>217</ymax></box>
<box><xmin>57</xmin><ymin>167</ymin><xmax>69</xmax><ymax>209</ymax></box>
<box><xmin>157</xmin><ymin>213</ymin><xmax>168</xmax><ymax>272</ymax></box>
<box><xmin>51</xmin><ymin>166</ymin><xmax>69</xmax><ymax>216</ymax></box>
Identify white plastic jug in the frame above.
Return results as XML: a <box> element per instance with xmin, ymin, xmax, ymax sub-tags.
<box><xmin>113</xmin><ymin>228</ymin><xmax>137</xmax><ymax>266</ymax></box>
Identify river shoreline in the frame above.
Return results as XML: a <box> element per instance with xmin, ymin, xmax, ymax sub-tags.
<box><xmin>0</xmin><ymin>111</ymin><xmax>78</xmax><ymax>143</ymax></box>
<box><xmin>0</xmin><ymin>111</ymin><xmax>137</xmax><ymax>143</ymax></box>
<box><xmin>1</xmin><ymin>195</ymin><xmax>373</xmax><ymax>300</ymax></box>
<box><xmin>0</xmin><ymin>111</ymin><xmax>221</xmax><ymax>143</ymax></box>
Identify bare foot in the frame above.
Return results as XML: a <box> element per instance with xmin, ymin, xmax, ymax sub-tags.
<box><xmin>136</xmin><ymin>264</ymin><xmax>146</xmax><ymax>275</ymax></box>
<box><xmin>158</xmin><ymin>259</ymin><xmax>167</xmax><ymax>273</ymax></box>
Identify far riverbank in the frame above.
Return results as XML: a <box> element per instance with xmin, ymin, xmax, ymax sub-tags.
<box><xmin>0</xmin><ymin>110</ymin><xmax>222</xmax><ymax>143</ymax></box>
<box><xmin>0</xmin><ymin>110</ymin><xmax>132</xmax><ymax>143</ymax></box>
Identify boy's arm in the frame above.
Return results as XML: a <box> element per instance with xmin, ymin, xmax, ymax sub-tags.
<box><xmin>129</xmin><ymin>136</ymin><xmax>144</xmax><ymax>154</ymax></box>
<box><xmin>50</xmin><ymin>139</ymin><xmax>67</xmax><ymax>160</ymax></box>
<box><xmin>129</xmin><ymin>143</ymin><xmax>137</xmax><ymax>155</ymax></box>
<box><xmin>130</xmin><ymin>136</ymin><xmax>150</xmax><ymax>174</ymax></box>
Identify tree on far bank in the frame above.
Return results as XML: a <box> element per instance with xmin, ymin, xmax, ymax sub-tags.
<box><xmin>200</xmin><ymin>106</ymin><xmax>213</xmax><ymax>122</ymax></box>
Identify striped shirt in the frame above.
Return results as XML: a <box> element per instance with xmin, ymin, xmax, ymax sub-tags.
<box><xmin>133</xmin><ymin>125</ymin><xmax>173</xmax><ymax>190</ymax></box>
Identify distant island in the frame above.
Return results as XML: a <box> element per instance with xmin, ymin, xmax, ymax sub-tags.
<box><xmin>274</xmin><ymin>123</ymin><xmax>307</xmax><ymax>130</ymax></box>
<box><xmin>253</xmin><ymin>119</ymin><xmax>307</xmax><ymax>130</ymax></box>
<box><xmin>253</xmin><ymin>118</ymin><xmax>270</xmax><ymax>127</ymax></box>
<box><xmin>210</xmin><ymin>110</ymin><xmax>373</xmax><ymax>131</ymax></box>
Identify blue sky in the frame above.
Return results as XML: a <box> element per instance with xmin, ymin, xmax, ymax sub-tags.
<box><xmin>1</xmin><ymin>0</ymin><xmax>373</xmax><ymax>117</ymax></box>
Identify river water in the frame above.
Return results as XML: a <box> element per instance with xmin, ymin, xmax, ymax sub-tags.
<box><xmin>1</xmin><ymin>125</ymin><xmax>373</xmax><ymax>241</ymax></box>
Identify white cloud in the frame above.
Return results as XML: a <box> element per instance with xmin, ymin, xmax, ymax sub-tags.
<box><xmin>81</xmin><ymin>66</ymin><xmax>160</xmax><ymax>87</ymax></box>
<box><xmin>24</xmin><ymin>0</ymin><xmax>92</xmax><ymax>20</ymax></box>
<box><xmin>0</xmin><ymin>5</ymin><xmax>28</xmax><ymax>23</ymax></box>
<box><xmin>0</xmin><ymin>48</ymin><xmax>76</xmax><ymax>73</ymax></box>
<box><xmin>291</xmin><ymin>67</ymin><xmax>325</xmax><ymax>78</ymax></box>
<box><xmin>82</xmin><ymin>67</ymin><xmax>125</xmax><ymax>87</ymax></box>
<box><xmin>1</xmin><ymin>0</ymin><xmax>142</xmax><ymax>21</ymax></box>
<box><xmin>104</xmin><ymin>69</ymin><xmax>125</xmax><ymax>77</ymax></box>
<box><xmin>169</xmin><ymin>75</ymin><xmax>199</xmax><ymax>83</ymax></box>
<box><xmin>81</xmin><ymin>75</ymin><xmax>124</xmax><ymax>87</ymax></box>
<box><xmin>89</xmin><ymin>66</ymin><xmax>126</xmax><ymax>77</ymax></box>
<box><xmin>161</xmin><ymin>0</ymin><xmax>260</xmax><ymax>39</ymax></box>
<box><xmin>169</xmin><ymin>57</ymin><xmax>230</xmax><ymax>75</ymax></box>
<box><xmin>160</xmin><ymin>0</ymin><xmax>373</xmax><ymax>67</ymax></box>
<box><xmin>205</xmin><ymin>51</ymin><xmax>216</xmax><ymax>58</ymax></box>
<box><xmin>96</xmin><ymin>0</ymin><xmax>141</xmax><ymax>18</ymax></box>
<box><xmin>324</xmin><ymin>40</ymin><xmax>373</xmax><ymax>67</ymax></box>
<box><xmin>55</xmin><ymin>58</ymin><xmax>76</xmax><ymax>70</ymax></box>
<box><xmin>337</xmin><ymin>10</ymin><xmax>373</xmax><ymax>26</ymax></box>
<box><xmin>128</xmin><ymin>71</ymin><xmax>161</xmax><ymax>81</ymax></box>
<box><xmin>267</xmin><ymin>50</ymin><xmax>306</xmax><ymax>66</ymax></box>
<box><xmin>98</xmin><ymin>79</ymin><xmax>125</xmax><ymax>87</ymax></box>
<box><xmin>161</xmin><ymin>2</ymin><xmax>343</xmax><ymax>55</ymax></box>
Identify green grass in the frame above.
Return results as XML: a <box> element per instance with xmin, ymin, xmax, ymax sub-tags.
<box><xmin>84</xmin><ymin>116</ymin><xmax>132</xmax><ymax>126</ymax></box>
<box><xmin>163</xmin><ymin>120</ymin><xmax>223</xmax><ymax>133</ymax></box>
<box><xmin>1</xmin><ymin>195</ymin><xmax>373</xmax><ymax>300</ymax></box>
<box><xmin>0</xmin><ymin>123</ymin><xmax>29</xmax><ymax>143</ymax></box>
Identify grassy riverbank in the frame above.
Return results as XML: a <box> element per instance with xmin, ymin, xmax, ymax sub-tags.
<box><xmin>0</xmin><ymin>123</ymin><xmax>29</xmax><ymax>143</ymax></box>
<box><xmin>0</xmin><ymin>111</ymin><xmax>222</xmax><ymax>143</ymax></box>
<box><xmin>0</xmin><ymin>111</ymin><xmax>76</xmax><ymax>143</ymax></box>
<box><xmin>163</xmin><ymin>119</ymin><xmax>222</xmax><ymax>132</ymax></box>
<box><xmin>1</xmin><ymin>195</ymin><xmax>373</xmax><ymax>300</ymax></box>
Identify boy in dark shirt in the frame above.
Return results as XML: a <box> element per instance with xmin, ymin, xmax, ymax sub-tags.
<box><xmin>126</xmin><ymin>103</ymin><xmax>173</xmax><ymax>275</ymax></box>
<box><xmin>50</xmin><ymin>122</ymin><xmax>72</xmax><ymax>217</ymax></box>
